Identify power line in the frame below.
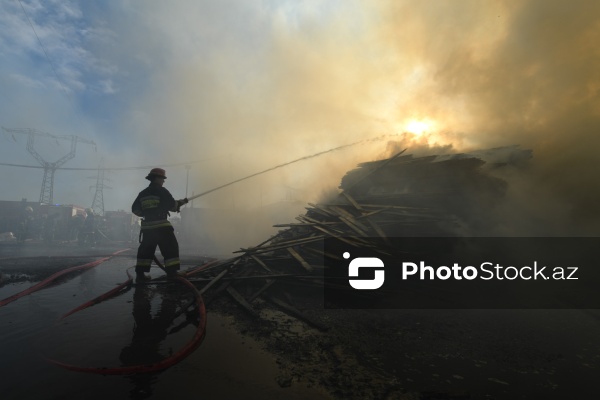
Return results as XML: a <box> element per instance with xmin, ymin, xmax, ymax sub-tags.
<box><xmin>3</xmin><ymin>128</ymin><xmax>96</xmax><ymax>204</ymax></box>
<box><xmin>0</xmin><ymin>157</ymin><xmax>221</xmax><ymax>171</ymax></box>
<box><xmin>16</xmin><ymin>0</ymin><xmax>70</xmax><ymax>97</ymax></box>
<box><xmin>0</xmin><ymin>135</ymin><xmax>393</xmax><ymax>172</ymax></box>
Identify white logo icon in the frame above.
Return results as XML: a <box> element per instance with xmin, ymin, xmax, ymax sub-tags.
<box><xmin>345</xmin><ymin>252</ymin><xmax>385</xmax><ymax>290</ymax></box>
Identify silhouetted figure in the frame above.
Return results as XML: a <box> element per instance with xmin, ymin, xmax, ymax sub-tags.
<box><xmin>131</xmin><ymin>168</ymin><xmax>188</xmax><ymax>281</ymax></box>
<box><xmin>16</xmin><ymin>206</ymin><xmax>34</xmax><ymax>242</ymax></box>
<box><xmin>79</xmin><ymin>209</ymin><xmax>97</xmax><ymax>246</ymax></box>
<box><xmin>42</xmin><ymin>213</ymin><xmax>59</xmax><ymax>244</ymax></box>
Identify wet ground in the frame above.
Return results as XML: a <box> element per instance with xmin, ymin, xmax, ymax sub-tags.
<box><xmin>1</xmin><ymin>241</ymin><xmax>600</xmax><ymax>399</ymax></box>
<box><xmin>0</xmin><ymin>241</ymin><xmax>331</xmax><ymax>400</ymax></box>
<box><xmin>219</xmin><ymin>291</ymin><xmax>600</xmax><ymax>399</ymax></box>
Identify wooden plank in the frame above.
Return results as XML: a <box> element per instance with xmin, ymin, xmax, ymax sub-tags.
<box><xmin>355</xmin><ymin>203</ymin><xmax>429</xmax><ymax>211</ymax></box>
<box><xmin>185</xmin><ymin>257</ymin><xmax>238</xmax><ymax>277</ymax></box>
<box><xmin>238</xmin><ymin>230</ymin><xmax>287</xmax><ymax>253</ymax></box>
<box><xmin>251</xmin><ymin>230</ymin><xmax>286</xmax><ymax>249</ymax></box>
<box><xmin>308</xmin><ymin>203</ymin><xmax>337</xmax><ymax>217</ymax></box>
<box><xmin>307</xmin><ymin>222</ymin><xmax>372</xmax><ymax>248</ymax></box>
<box><xmin>266</xmin><ymin>235</ymin><xmax>324</xmax><ymax>250</ymax></box>
<box><xmin>341</xmin><ymin>192</ymin><xmax>363</xmax><ymax>211</ymax></box>
<box><xmin>366</xmin><ymin>218</ymin><xmax>391</xmax><ymax>245</ymax></box>
<box><xmin>305</xmin><ymin>205</ymin><xmax>332</xmax><ymax>218</ymax></box>
<box><xmin>337</xmin><ymin>215</ymin><xmax>369</xmax><ymax>237</ymax></box>
<box><xmin>296</xmin><ymin>215</ymin><xmax>350</xmax><ymax>236</ymax></box>
<box><xmin>199</xmin><ymin>268</ymin><xmax>230</xmax><ymax>295</ymax></box>
<box><xmin>329</xmin><ymin>205</ymin><xmax>370</xmax><ymax>231</ymax></box>
<box><xmin>234</xmin><ymin>236</ymin><xmax>325</xmax><ymax>257</ymax></box>
<box><xmin>247</xmin><ymin>279</ymin><xmax>276</xmax><ymax>303</ymax></box>
<box><xmin>302</xmin><ymin>245</ymin><xmax>344</xmax><ymax>261</ymax></box>
<box><xmin>266</xmin><ymin>295</ymin><xmax>328</xmax><ymax>331</ymax></box>
<box><xmin>356</xmin><ymin>208</ymin><xmax>387</xmax><ymax>219</ymax></box>
<box><xmin>273</xmin><ymin>222</ymin><xmax>337</xmax><ymax>227</ymax></box>
<box><xmin>307</xmin><ymin>204</ymin><xmax>370</xmax><ymax>237</ymax></box>
<box><xmin>198</xmin><ymin>258</ymin><xmax>241</xmax><ymax>295</ymax></box>
<box><xmin>226</xmin><ymin>286</ymin><xmax>258</xmax><ymax>316</ymax></box>
<box><xmin>287</xmin><ymin>247</ymin><xmax>314</xmax><ymax>272</ymax></box>
<box><xmin>250</xmin><ymin>254</ymin><xmax>273</xmax><ymax>273</ymax></box>
<box><xmin>235</xmin><ymin>235</ymin><xmax>325</xmax><ymax>254</ymax></box>
<box><xmin>340</xmin><ymin>149</ymin><xmax>407</xmax><ymax>193</ymax></box>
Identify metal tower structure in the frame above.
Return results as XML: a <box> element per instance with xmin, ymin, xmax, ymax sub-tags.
<box><xmin>2</xmin><ymin>127</ymin><xmax>96</xmax><ymax>204</ymax></box>
<box><xmin>90</xmin><ymin>159</ymin><xmax>111</xmax><ymax>216</ymax></box>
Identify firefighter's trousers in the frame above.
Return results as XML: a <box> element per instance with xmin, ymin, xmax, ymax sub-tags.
<box><xmin>135</xmin><ymin>226</ymin><xmax>180</xmax><ymax>274</ymax></box>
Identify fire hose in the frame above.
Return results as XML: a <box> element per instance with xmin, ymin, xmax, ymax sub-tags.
<box><xmin>45</xmin><ymin>260</ymin><xmax>216</xmax><ymax>374</ymax></box>
<box><xmin>181</xmin><ymin>137</ymin><xmax>384</xmax><ymax>204</ymax></box>
<box><xmin>46</xmin><ymin>275</ymin><xmax>206</xmax><ymax>375</ymax></box>
<box><xmin>0</xmin><ymin>248</ymin><xmax>130</xmax><ymax>308</ymax></box>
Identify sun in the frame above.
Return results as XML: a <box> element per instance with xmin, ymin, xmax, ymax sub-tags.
<box><xmin>405</xmin><ymin>119</ymin><xmax>433</xmax><ymax>135</ymax></box>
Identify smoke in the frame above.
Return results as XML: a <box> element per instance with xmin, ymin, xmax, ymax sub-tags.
<box><xmin>116</xmin><ymin>0</ymin><xmax>600</xmax><ymax>240</ymax></box>
<box><xmin>3</xmin><ymin>1</ymin><xmax>599</xmax><ymax>252</ymax></box>
<box><xmin>374</xmin><ymin>0</ymin><xmax>600</xmax><ymax>234</ymax></box>
<box><xmin>116</xmin><ymin>2</ymin><xmax>396</xmax><ymax>213</ymax></box>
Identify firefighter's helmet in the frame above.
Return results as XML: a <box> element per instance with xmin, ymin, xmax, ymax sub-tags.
<box><xmin>145</xmin><ymin>168</ymin><xmax>167</xmax><ymax>181</ymax></box>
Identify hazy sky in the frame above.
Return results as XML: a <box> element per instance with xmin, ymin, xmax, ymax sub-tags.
<box><xmin>1</xmin><ymin>0</ymin><xmax>599</xmax><ymax>232</ymax></box>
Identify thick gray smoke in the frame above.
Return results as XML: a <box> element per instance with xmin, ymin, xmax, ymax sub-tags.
<box><xmin>2</xmin><ymin>1</ymin><xmax>598</xmax><ymax>255</ymax></box>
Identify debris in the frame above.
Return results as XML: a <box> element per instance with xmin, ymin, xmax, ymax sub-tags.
<box><xmin>184</xmin><ymin>147</ymin><xmax>529</xmax><ymax>333</ymax></box>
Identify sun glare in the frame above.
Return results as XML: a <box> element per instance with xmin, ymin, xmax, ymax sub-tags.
<box><xmin>405</xmin><ymin>119</ymin><xmax>433</xmax><ymax>135</ymax></box>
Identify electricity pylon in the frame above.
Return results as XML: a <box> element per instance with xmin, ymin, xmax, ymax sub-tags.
<box><xmin>90</xmin><ymin>158</ymin><xmax>111</xmax><ymax>216</ymax></box>
<box><xmin>2</xmin><ymin>127</ymin><xmax>96</xmax><ymax>204</ymax></box>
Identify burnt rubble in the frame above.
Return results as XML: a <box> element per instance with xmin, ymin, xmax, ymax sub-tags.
<box><xmin>189</xmin><ymin>146</ymin><xmax>532</xmax><ymax>327</ymax></box>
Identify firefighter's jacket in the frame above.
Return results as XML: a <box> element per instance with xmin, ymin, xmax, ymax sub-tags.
<box><xmin>131</xmin><ymin>184</ymin><xmax>178</xmax><ymax>231</ymax></box>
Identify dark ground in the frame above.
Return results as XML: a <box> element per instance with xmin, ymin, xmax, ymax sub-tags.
<box><xmin>213</xmin><ymin>285</ymin><xmax>600</xmax><ymax>399</ymax></box>
<box><xmin>1</xmin><ymin>241</ymin><xmax>599</xmax><ymax>399</ymax></box>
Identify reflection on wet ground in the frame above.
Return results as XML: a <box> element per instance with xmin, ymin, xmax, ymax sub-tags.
<box><xmin>0</xmin><ymin>243</ymin><xmax>331</xmax><ymax>400</ymax></box>
<box><xmin>3</xmin><ymin>242</ymin><xmax>600</xmax><ymax>399</ymax></box>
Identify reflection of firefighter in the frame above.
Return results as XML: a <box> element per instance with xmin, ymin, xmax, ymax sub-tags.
<box><xmin>120</xmin><ymin>285</ymin><xmax>177</xmax><ymax>365</ymax></box>
<box><xmin>132</xmin><ymin>168</ymin><xmax>188</xmax><ymax>281</ymax></box>
<box><xmin>120</xmin><ymin>283</ymin><xmax>197</xmax><ymax>398</ymax></box>
<box><xmin>120</xmin><ymin>284</ymin><xmax>176</xmax><ymax>399</ymax></box>
<box><xmin>79</xmin><ymin>209</ymin><xmax>97</xmax><ymax>246</ymax></box>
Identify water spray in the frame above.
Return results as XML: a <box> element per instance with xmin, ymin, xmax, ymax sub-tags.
<box><xmin>185</xmin><ymin>135</ymin><xmax>390</xmax><ymax>202</ymax></box>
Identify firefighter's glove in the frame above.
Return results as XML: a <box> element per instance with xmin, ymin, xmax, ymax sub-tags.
<box><xmin>175</xmin><ymin>198</ymin><xmax>188</xmax><ymax>213</ymax></box>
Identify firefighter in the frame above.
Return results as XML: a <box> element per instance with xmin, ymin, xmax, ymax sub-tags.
<box><xmin>17</xmin><ymin>206</ymin><xmax>34</xmax><ymax>242</ymax></box>
<box><xmin>132</xmin><ymin>168</ymin><xmax>188</xmax><ymax>281</ymax></box>
<box><xmin>79</xmin><ymin>208</ymin><xmax>97</xmax><ymax>246</ymax></box>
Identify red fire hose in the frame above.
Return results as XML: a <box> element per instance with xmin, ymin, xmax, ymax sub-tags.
<box><xmin>46</xmin><ymin>275</ymin><xmax>206</xmax><ymax>375</ymax></box>
<box><xmin>59</xmin><ymin>268</ymin><xmax>134</xmax><ymax>320</ymax></box>
<box><xmin>0</xmin><ymin>248</ymin><xmax>130</xmax><ymax>308</ymax></box>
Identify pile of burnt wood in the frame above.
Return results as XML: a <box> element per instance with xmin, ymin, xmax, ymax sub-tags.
<box><xmin>186</xmin><ymin>147</ymin><xmax>530</xmax><ymax>328</ymax></box>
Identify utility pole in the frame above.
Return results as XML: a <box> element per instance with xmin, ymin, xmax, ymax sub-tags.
<box><xmin>2</xmin><ymin>127</ymin><xmax>96</xmax><ymax>204</ymax></box>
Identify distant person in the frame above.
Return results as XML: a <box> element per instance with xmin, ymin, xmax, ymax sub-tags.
<box><xmin>79</xmin><ymin>209</ymin><xmax>97</xmax><ymax>246</ymax></box>
<box><xmin>43</xmin><ymin>213</ymin><xmax>59</xmax><ymax>244</ymax></box>
<box><xmin>69</xmin><ymin>213</ymin><xmax>85</xmax><ymax>241</ymax></box>
<box><xmin>131</xmin><ymin>168</ymin><xmax>188</xmax><ymax>281</ymax></box>
<box><xmin>17</xmin><ymin>206</ymin><xmax>34</xmax><ymax>242</ymax></box>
